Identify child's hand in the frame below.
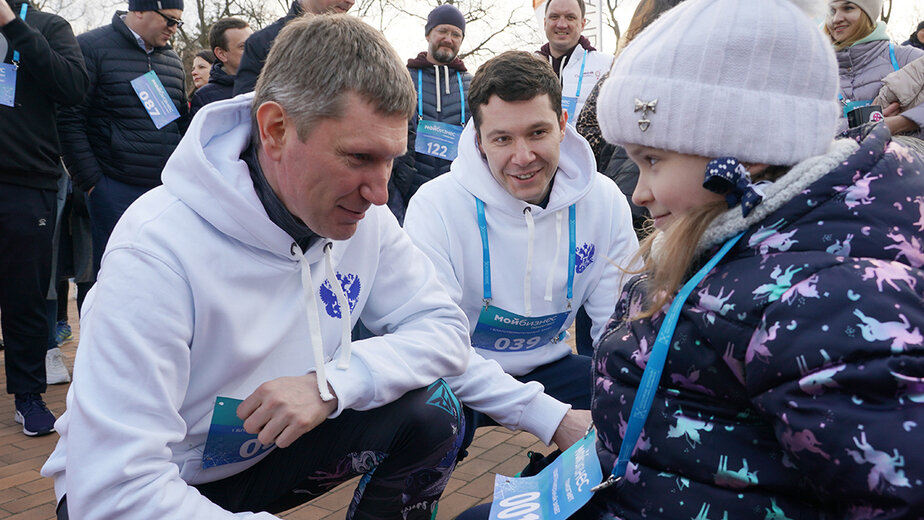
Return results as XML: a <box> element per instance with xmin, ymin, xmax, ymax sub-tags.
<box><xmin>882</xmin><ymin>101</ymin><xmax>902</xmax><ymax>117</ymax></box>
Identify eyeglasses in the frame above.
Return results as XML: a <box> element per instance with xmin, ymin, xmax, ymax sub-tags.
<box><xmin>154</xmin><ymin>10</ymin><xmax>184</xmax><ymax>28</ymax></box>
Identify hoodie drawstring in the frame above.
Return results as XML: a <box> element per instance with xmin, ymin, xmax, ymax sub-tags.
<box><xmin>544</xmin><ymin>210</ymin><xmax>564</xmax><ymax>302</ymax></box>
<box><xmin>294</xmin><ymin>242</ymin><xmax>352</xmax><ymax>402</ymax></box>
<box><xmin>323</xmin><ymin>243</ymin><xmax>352</xmax><ymax>370</ymax></box>
<box><xmin>433</xmin><ymin>65</ymin><xmax>442</xmax><ymax>113</ymax></box>
<box><xmin>523</xmin><ymin>207</ymin><xmax>535</xmax><ymax>317</ymax></box>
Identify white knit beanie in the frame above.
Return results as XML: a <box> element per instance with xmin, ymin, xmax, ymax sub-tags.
<box><xmin>844</xmin><ymin>0</ymin><xmax>883</xmax><ymax>23</ymax></box>
<box><xmin>597</xmin><ymin>0</ymin><xmax>840</xmax><ymax>166</ymax></box>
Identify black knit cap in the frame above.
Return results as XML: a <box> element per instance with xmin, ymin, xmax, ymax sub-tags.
<box><xmin>425</xmin><ymin>4</ymin><xmax>465</xmax><ymax>36</ymax></box>
<box><xmin>128</xmin><ymin>0</ymin><xmax>184</xmax><ymax>11</ymax></box>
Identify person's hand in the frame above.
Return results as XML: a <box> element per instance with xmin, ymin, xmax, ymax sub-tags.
<box><xmin>882</xmin><ymin>101</ymin><xmax>902</xmax><ymax>117</ymax></box>
<box><xmin>237</xmin><ymin>373</ymin><xmax>339</xmax><ymax>448</ymax></box>
<box><xmin>551</xmin><ymin>409</ymin><xmax>592</xmax><ymax>451</ymax></box>
<box><xmin>884</xmin><ymin>115</ymin><xmax>917</xmax><ymax>135</ymax></box>
<box><xmin>0</xmin><ymin>2</ymin><xmax>16</xmax><ymax>26</ymax></box>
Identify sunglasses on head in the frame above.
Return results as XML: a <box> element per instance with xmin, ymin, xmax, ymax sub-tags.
<box><xmin>154</xmin><ymin>10</ymin><xmax>184</xmax><ymax>28</ymax></box>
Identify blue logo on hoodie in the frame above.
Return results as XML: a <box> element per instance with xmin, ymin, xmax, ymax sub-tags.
<box><xmin>575</xmin><ymin>243</ymin><xmax>596</xmax><ymax>274</ymax></box>
<box><xmin>319</xmin><ymin>273</ymin><xmax>361</xmax><ymax>319</ymax></box>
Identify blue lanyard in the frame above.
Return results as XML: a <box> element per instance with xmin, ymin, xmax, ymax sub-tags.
<box><xmin>475</xmin><ymin>198</ymin><xmax>576</xmax><ymax>305</ymax></box>
<box><xmin>11</xmin><ymin>3</ymin><xmax>28</xmax><ymax>65</ymax></box>
<box><xmin>418</xmin><ymin>68</ymin><xmax>466</xmax><ymax>125</ymax></box>
<box><xmin>573</xmin><ymin>49</ymin><xmax>588</xmax><ymax>98</ymax></box>
<box><xmin>592</xmin><ymin>231</ymin><xmax>744</xmax><ymax>492</ymax></box>
<box><xmin>888</xmin><ymin>41</ymin><xmax>899</xmax><ymax>71</ymax></box>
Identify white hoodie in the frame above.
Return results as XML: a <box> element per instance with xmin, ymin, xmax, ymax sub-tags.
<box><xmin>41</xmin><ymin>94</ymin><xmax>470</xmax><ymax>519</ymax></box>
<box><xmin>404</xmin><ymin>122</ymin><xmax>638</xmax><ymax>444</ymax></box>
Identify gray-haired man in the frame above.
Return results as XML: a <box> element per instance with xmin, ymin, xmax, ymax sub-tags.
<box><xmin>42</xmin><ymin>14</ymin><xmax>469</xmax><ymax>520</ymax></box>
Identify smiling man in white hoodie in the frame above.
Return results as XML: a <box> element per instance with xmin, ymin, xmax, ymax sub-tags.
<box><xmin>41</xmin><ymin>15</ymin><xmax>470</xmax><ymax>520</ymax></box>
<box><xmin>405</xmin><ymin>51</ymin><xmax>638</xmax><ymax>459</ymax></box>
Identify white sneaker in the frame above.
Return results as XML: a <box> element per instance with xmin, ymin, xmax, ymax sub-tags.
<box><xmin>46</xmin><ymin>347</ymin><xmax>71</xmax><ymax>384</ymax></box>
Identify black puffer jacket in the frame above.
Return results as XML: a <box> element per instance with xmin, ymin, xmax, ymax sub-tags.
<box><xmin>232</xmin><ymin>0</ymin><xmax>301</xmax><ymax>96</ymax></box>
<box><xmin>0</xmin><ymin>0</ymin><xmax>87</xmax><ymax>190</ymax></box>
<box><xmin>58</xmin><ymin>11</ymin><xmax>187</xmax><ymax>192</ymax></box>
<box><xmin>396</xmin><ymin>53</ymin><xmax>472</xmax><ymax>205</ymax></box>
<box><xmin>189</xmin><ymin>61</ymin><xmax>234</xmax><ymax>119</ymax></box>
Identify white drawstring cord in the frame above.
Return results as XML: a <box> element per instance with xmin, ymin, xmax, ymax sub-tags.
<box><xmin>296</xmin><ymin>246</ymin><xmax>335</xmax><ymax>402</ymax></box>
<box><xmin>433</xmin><ymin>65</ymin><xmax>442</xmax><ymax>113</ymax></box>
<box><xmin>443</xmin><ymin>64</ymin><xmax>450</xmax><ymax>94</ymax></box>
<box><xmin>544</xmin><ymin>209</ymin><xmax>564</xmax><ymax>302</ymax></box>
<box><xmin>323</xmin><ymin>243</ymin><xmax>352</xmax><ymax>370</ymax></box>
<box><xmin>523</xmin><ymin>207</ymin><xmax>535</xmax><ymax>317</ymax></box>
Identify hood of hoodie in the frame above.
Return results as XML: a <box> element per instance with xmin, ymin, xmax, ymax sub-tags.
<box><xmin>407</xmin><ymin>51</ymin><xmax>468</xmax><ymax>72</ymax></box>
<box><xmin>160</xmin><ymin>93</ymin><xmax>297</xmax><ymax>260</ymax></box>
<box><xmin>450</xmin><ymin>119</ymin><xmax>597</xmax><ymax>217</ymax></box>
<box><xmin>536</xmin><ymin>35</ymin><xmax>596</xmax><ymax>59</ymax></box>
<box><xmin>206</xmin><ymin>61</ymin><xmax>235</xmax><ymax>86</ymax></box>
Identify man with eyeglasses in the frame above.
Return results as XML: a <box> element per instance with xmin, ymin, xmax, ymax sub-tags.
<box><xmin>387</xmin><ymin>4</ymin><xmax>471</xmax><ymax>222</ymax></box>
<box><xmin>58</xmin><ymin>0</ymin><xmax>188</xmax><ymax>288</ymax></box>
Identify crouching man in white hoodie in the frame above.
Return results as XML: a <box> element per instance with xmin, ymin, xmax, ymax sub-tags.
<box><xmin>41</xmin><ymin>15</ymin><xmax>470</xmax><ymax>520</ymax></box>
<box><xmin>405</xmin><ymin>51</ymin><xmax>639</xmax><ymax>458</ymax></box>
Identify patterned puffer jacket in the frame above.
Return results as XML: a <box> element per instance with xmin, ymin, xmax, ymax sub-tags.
<box><xmin>584</xmin><ymin>123</ymin><xmax>924</xmax><ymax>519</ymax></box>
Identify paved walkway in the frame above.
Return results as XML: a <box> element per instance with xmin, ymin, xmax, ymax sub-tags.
<box><xmin>0</xmin><ymin>292</ymin><xmax>552</xmax><ymax>519</ymax></box>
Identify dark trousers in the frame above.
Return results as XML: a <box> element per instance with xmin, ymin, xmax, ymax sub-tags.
<box><xmin>199</xmin><ymin>381</ymin><xmax>462</xmax><ymax>519</ymax></box>
<box><xmin>87</xmin><ymin>175</ymin><xmax>152</xmax><ymax>277</ymax></box>
<box><xmin>58</xmin><ymin>382</ymin><xmax>462</xmax><ymax>519</ymax></box>
<box><xmin>0</xmin><ymin>183</ymin><xmax>56</xmax><ymax>395</ymax></box>
<box><xmin>574</xmin><ymin>305</ymin><xmax>594</xmax><ymax>356</ymax></box>
<box><xmin>460</xmin><ymin>353</ymin><xmax>593</xmax><ymax>458</ymax></box>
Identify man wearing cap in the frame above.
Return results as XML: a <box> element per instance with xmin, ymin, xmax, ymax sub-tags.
<box><xmin>233</xmin><ymin>0</ymin><xmax>355</xmax><ymax>96</ymax></box>
<box><xmin>535</xmin><ymin>0</ymin><xmax>611</xmax><ymax>125</ymax></box>
<box><xmin>0</xmin><ymin>0</ymin><xmax>87</xmax><ymax>437</ymax></box>
<box><xmin>390</xmin><ymin>4</ymin><xmax>472</xmax><ymax>218</ymax></box>
<box><xmin>57</xmin><ymin>0</ymin><xmax>188</xmax><ymax>282</ymax></box>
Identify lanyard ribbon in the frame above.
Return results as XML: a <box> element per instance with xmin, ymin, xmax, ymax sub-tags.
<box><xmin>573</xmin><ymin>49</ymin><xmax>587</xmax><ymax>98</ymax></box>
<box><xmin>591</xmin><ymin>231</ymin><xmax>744</xmax><ymax>492</ymax></box>
<box><xmin>475</xmin><ymin>198</ymin><xmax>576</xmax><ymax>306</ymax></box>
<box><xmin>11</xmin><ymin>3</ymin><xmax>28</xmax><ymax>65</ymax></box>
<box><xmin>418</xmin><ymin>68</ymin><xmax>466</xmax><ymax>125</ymax></box>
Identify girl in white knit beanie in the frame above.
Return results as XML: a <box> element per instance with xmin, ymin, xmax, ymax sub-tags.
<box><xmin>582</xmin><ymin>0</ymin><xmax>924</xmax><ymax>518</ymax></box>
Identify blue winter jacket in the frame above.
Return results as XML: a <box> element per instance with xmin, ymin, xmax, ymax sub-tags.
<box><xmin>585</xmin><ymin>124</ymin><xmax>924</xmax><ymax>519</ymax></box>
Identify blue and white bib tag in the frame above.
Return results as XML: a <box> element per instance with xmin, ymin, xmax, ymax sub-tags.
<box><xmin>0</xmin><ymin>63</ymin><xmax>16</xmax><ymax>107</ymax></box>
<box><xmin>560</xmin><ymin>96</ymin><xmax>578</xmax><ymax>124</ymax></box>
<box><xmin>130</xmin><ymin>70</ymin><xmax>180</xmax><ymax>129</ymax></box>
<box><xmin>489</xmin><ymin>429</ymin><xmax>602</xmax><ymax>520</ymax></box>
<box><xmin>415</xmin><ymin>119</ymin><xmax>462</xmax><ymax>160</ymax></box>
<box><xmin>201</xmin><ymin>396</ymin><xmax>274</xmax><ymax>469</ymax></box>
<box><xmin>472</xmin><ymin>306</ymin><xmax>568</xmax><ymax>353</ymax></box>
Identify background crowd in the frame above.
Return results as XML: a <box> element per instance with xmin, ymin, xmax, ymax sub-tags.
<box><xmin>1</xmin><ymin>0</ymin><xmax>923</xmax><ymax>518</ymax></box>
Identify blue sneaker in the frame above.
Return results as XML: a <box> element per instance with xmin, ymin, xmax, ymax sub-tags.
<box><xmin>14</xmin><ymin>393</ymin><xmax>56</xmax><ymax>437</ymax></box>
<box><xmin>55</xmin><ymin>320</ymin><xmax>73</xmax><ymax>345</ymax></box>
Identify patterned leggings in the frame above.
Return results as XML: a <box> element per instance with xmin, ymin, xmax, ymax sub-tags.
<box><xmin>194</xmin><ymin>380</ymin><xmax>463</xmax><ymax>519</ymax></box>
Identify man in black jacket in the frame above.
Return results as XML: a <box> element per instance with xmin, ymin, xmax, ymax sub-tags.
<box><xmin>233</xmin><ymin>0</ymin><xmax>354</xmax><ymax>96</ymax></box>
<box><xmin>58</xmin><ymin>0</ymin><xmax>188</xmax><ymax>279</ymax></box>
<box><xmin>189</xmin><ymin>17</ymin><xmax>251</xmax><ymax>118</ymax></box>
<box><xmin>0</xmin><ymin>0</ymin><xmax>88</xmax><ymax>437</ymax></box>
<box><xmin>389</xmin><ymin>4</ymin><xmax>472</xmax><ymax>221</ymax></box>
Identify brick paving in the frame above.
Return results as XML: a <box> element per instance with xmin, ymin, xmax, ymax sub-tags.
<box><xmin>0</xmin><ymin>290</ymin><xmax>554</xmax><ymax>519</ymax></box>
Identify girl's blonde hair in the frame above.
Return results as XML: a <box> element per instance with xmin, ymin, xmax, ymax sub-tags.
<box><xmin>628</xmin><ymin>165</ymin><xmax>790</xmax><ymax>320</ymax></box>
<box><xmin>824</xmin><ymin>4</ymin><xmax>876</xmax><ymax>51</ymax></box>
